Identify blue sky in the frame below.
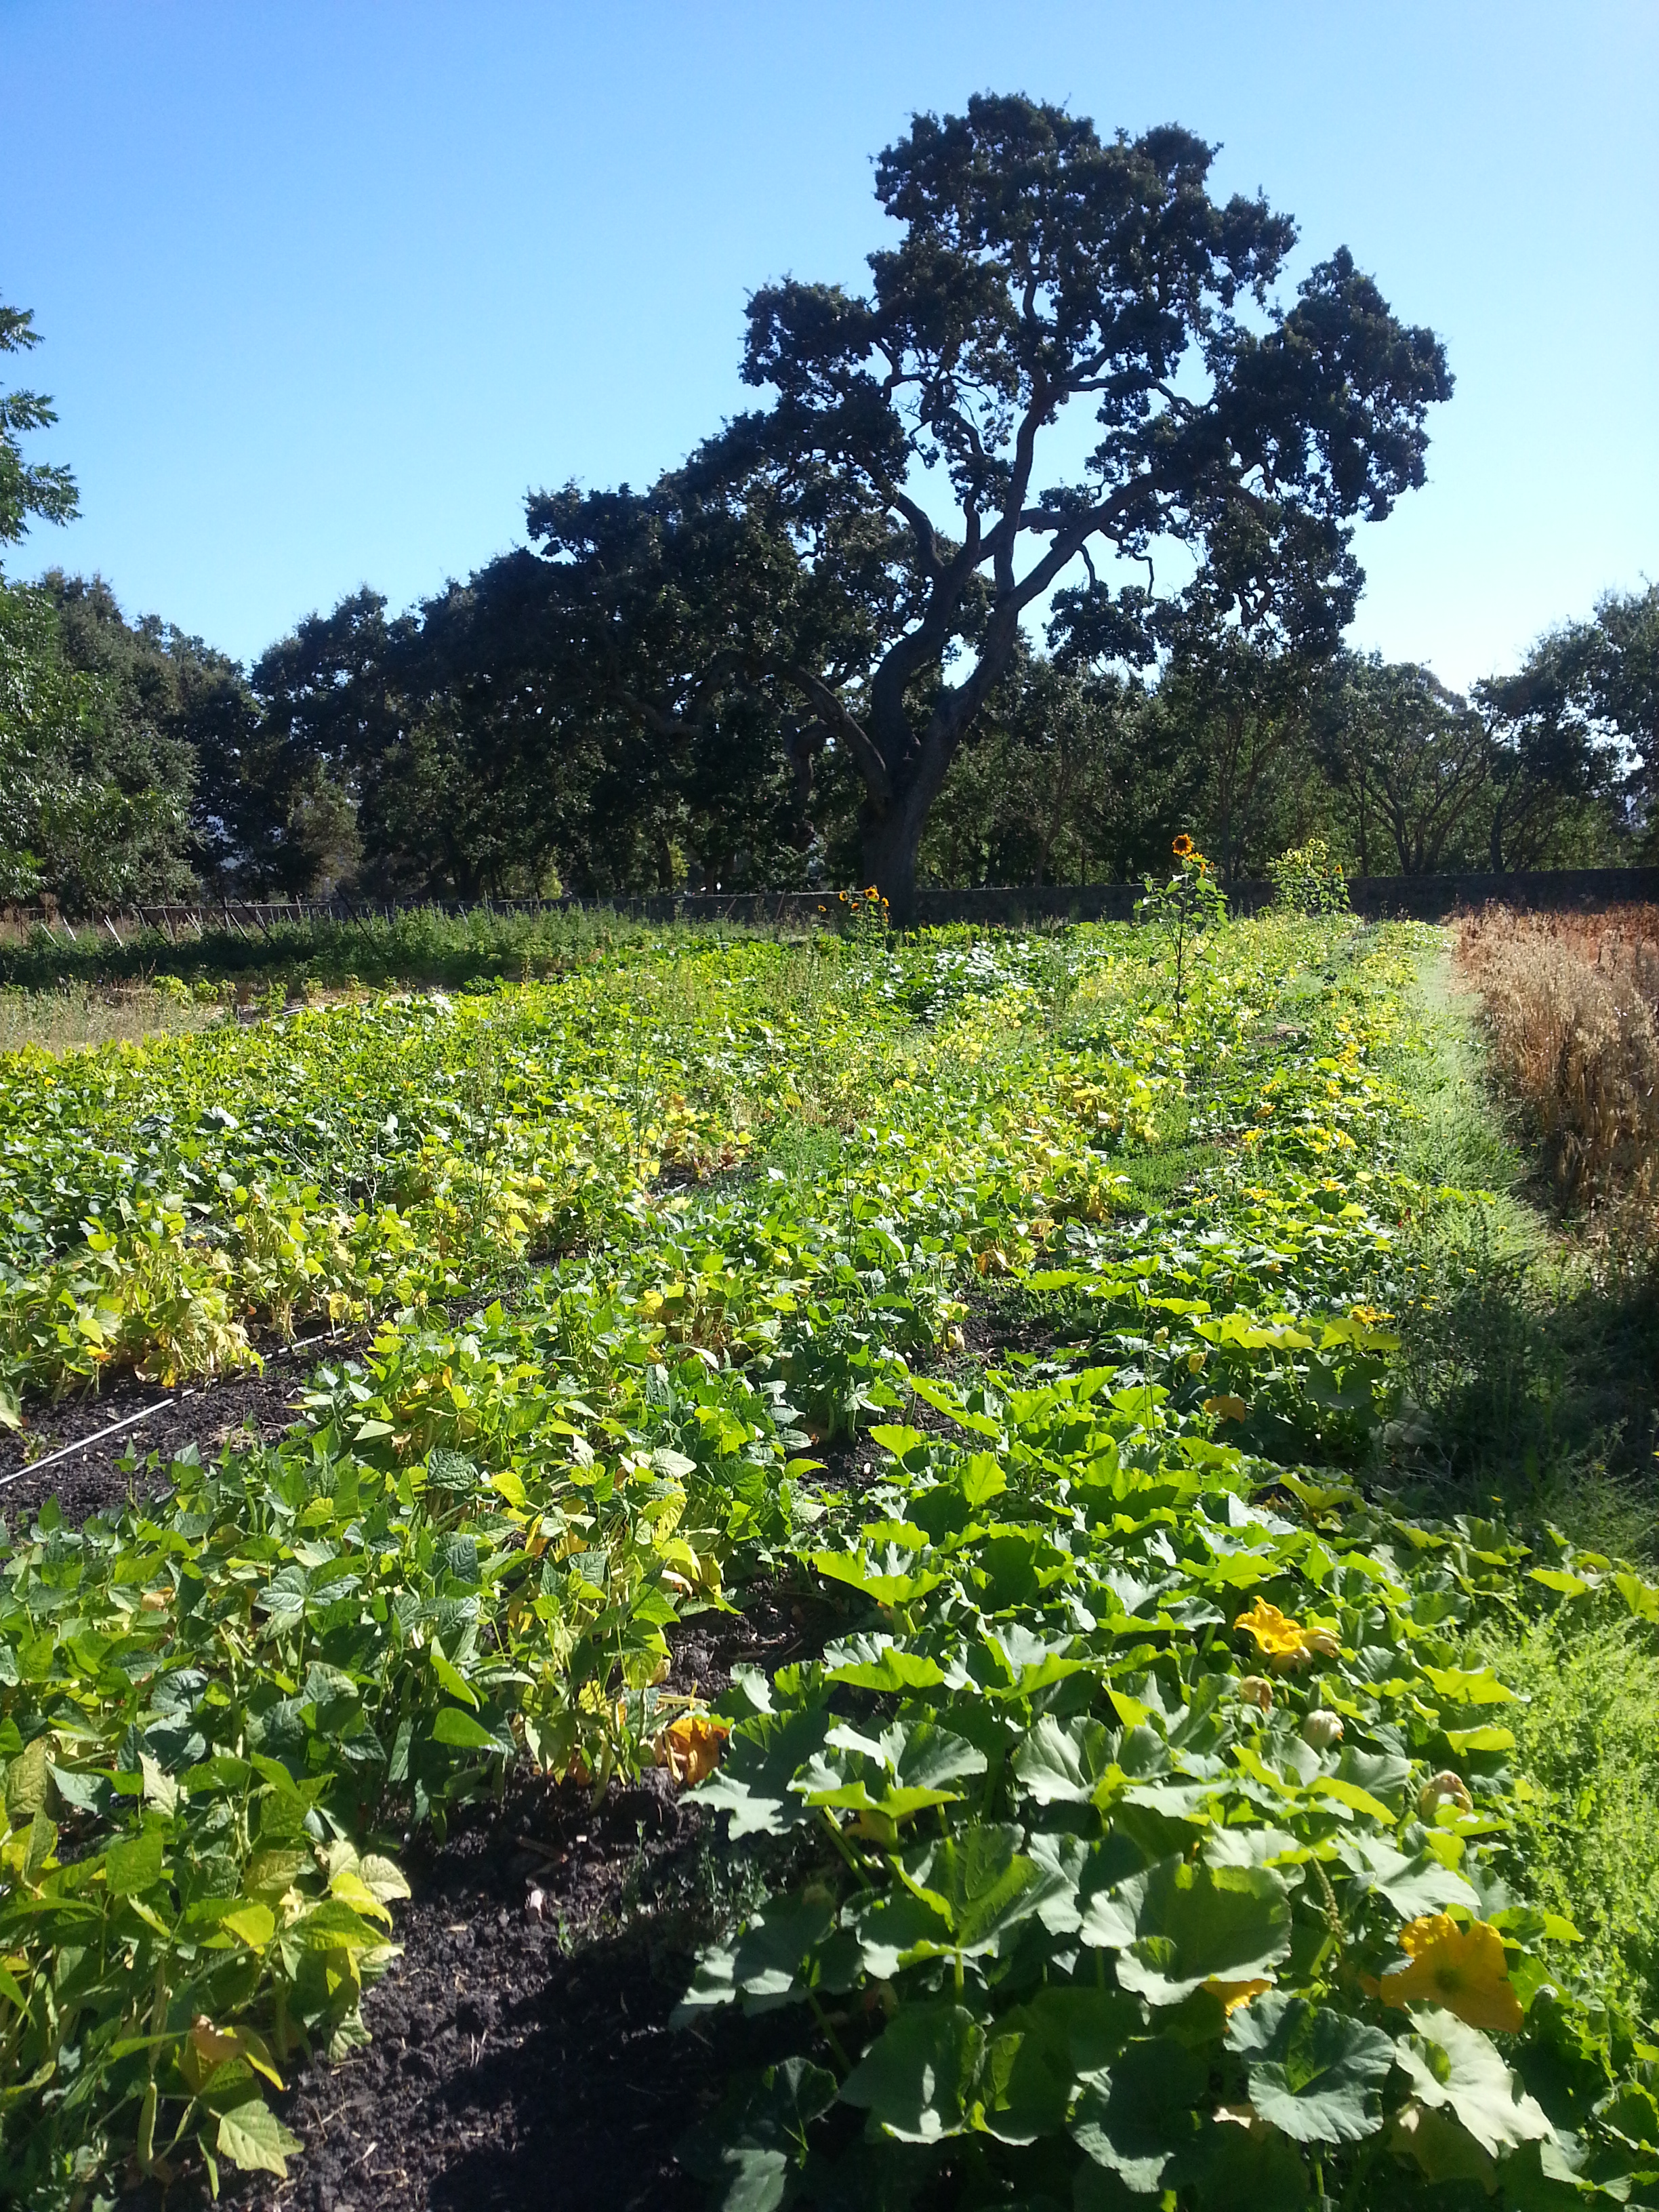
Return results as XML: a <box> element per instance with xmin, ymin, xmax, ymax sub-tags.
<box><xmin>3</xmin><ymin>1</ymin><xmax>1655</xmax><ymax>687</ymax></box>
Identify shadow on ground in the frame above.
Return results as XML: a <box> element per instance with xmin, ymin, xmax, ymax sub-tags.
<box><xmin>1391</xmin><ymin>1221</ymin><xmax>1659</xmax><ymax>1555</ymax></box>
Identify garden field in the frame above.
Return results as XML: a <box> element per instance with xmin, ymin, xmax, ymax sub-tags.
<box><xmin>3</xmin><ymin>907</ymin><xmax>1659</xmax><ymax>2211</ymax></box>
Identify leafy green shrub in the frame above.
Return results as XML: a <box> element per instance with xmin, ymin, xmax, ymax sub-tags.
<box><xmin>1269</xmin><ymin>838</ymin><xmax>1352</xmax><ymax>916</ymax></box>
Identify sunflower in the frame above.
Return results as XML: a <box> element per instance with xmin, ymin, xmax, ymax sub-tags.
<box><xmin>1233</xmin><ymin>1595</ymin><xmax>1340</xmax><ymax>1671</ymax></box>
<box><xmin>1374</xmin><ymin>1914</ymin><xmax>1523</xmax><ymax>2034</ymax></box>
<box><xmin>1172</xmin><ymin>834</ymin><xmax>1195</xmax><ymax>858</ymax></box>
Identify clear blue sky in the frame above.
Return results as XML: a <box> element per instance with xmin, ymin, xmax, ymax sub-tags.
<box><xmin>3</xmin><ymin>0</ymin><xmax>1655</xmax><ymax>688</ymax></box>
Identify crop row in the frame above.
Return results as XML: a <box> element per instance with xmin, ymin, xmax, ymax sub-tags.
<box><xmin>1</xmin><ymin>922</ymin><xmax>1656</xmax><ymax>2207</ymax></box>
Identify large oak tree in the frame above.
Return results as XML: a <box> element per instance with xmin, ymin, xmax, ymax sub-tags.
<box><xmin>689</xmin><ymin>95</ymin><xmax>1451</xmax><ymax>913</ymax></box>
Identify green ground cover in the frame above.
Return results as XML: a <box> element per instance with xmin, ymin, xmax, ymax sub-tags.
<box><xmin>0</xmin><ymin>903</ymin><xmax>693</xmax><ymax>1000</ymax></box>
<box><xmin>1</xmin><ymin>918</ymin><xmax>1658</xmax><ymax>2209</ymax></box>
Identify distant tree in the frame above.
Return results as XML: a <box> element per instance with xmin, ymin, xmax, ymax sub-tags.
<box><xmin>1147</xmin><ymin>613</ymin><xmax>1322</xmax><ymax>881</ymax></box>
<box><xmin>1479</xmin><ymin>588</ymin><xmax>1659</xmax><ymax>862</ymax></box>
<box><xmin>0</xmin><ymin>299</ymin><xmax>92</xmax><ymax>904</ymax></box>
<box><xmin>0</xmin><ymin>582</ymin><xmax>99</xmax><ymax>903</ymax></box>
<box><xmin>1591</xmin><ymin>586</ymin><xmax>1659</xmax><ymax>809</ymax></box>
<box><xmin>918</xmin><ymin>654</ymin><xmax>1145</xmax><ymax>887</ymax></box>
<box><xmin>518</xmin><ymin>479</ymin><xmax>846</xmax><ymax>888</ymax></box>
<box><xmin>39</xmin><ymin>576</ymin><xmax>201</xmax><ymax>900</ymax></box>
<box><xmin>367</xmin><ymin>560</ymin><xmax>595</xmax><ymax>900</ymax></box>
<box><xmin>685</xmin><ymin>95</ymin><xmax>1449</xmax><ymax>914</ymax></box>
<box><xmin>3</xmin><ymin>306</ymin><xmax>226</xmax><ymax>910</ymax></box>
<box><xmin>1475</xmin><ymin>672</ymin><xmax>1615</xmax><ymax>873</ymax></box>
<box><xmin>1316</xmin><ymin>655</ymin><xmax>1492</xmax><ymax>874</ymax></box>
<box><xmin>213</xmin><ymin>588</ymin><xmax>408</xmax><ymax>897</ymax></box>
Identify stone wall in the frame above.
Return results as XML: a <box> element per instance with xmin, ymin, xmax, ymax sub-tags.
<box><xmin>32</xmin><ymin>867</ymin><xmax>1659</xmax><ymax>937</ymax></box>
<box><xmin>583</xmin><ymin>867</ymin><xmax>1659</xmax><ymax>928</ymax></box>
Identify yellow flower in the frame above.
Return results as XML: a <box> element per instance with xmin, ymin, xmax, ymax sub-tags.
<box><xmin>1236</xmin><ymin>1674</ymin><xmax>1275</xmax><ymax>1712</ymax></box>
<box><xmin>1205</xmin><ymin>1975</ymin><xmax>1272</xmax><ymax>2016</ymax></box>
<box><xmin>1375</xmin><ymin>1915</ymin><xmax>1523</xmax><ymax>2034</ymax></box>
<box><xmin>653</xmin><ymin>1711</ymin><xmax>730</xmax><ymax>1787</ymax></box>
<box><xmin>1172</xmin><ymin>834</ymin><xmax>1195</xmax><ymax>857</ymax></box>
<box><xmin>1233</xmin><ymin>1597</ymin><xmax>1339</xmax><ymax>1672</ymax></box>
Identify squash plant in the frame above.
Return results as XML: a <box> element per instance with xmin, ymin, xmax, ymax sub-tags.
<box><xmin>679</xmin><ymin>1374</ymin><xmax>1659</xmax><ymax>2207</ymax></box>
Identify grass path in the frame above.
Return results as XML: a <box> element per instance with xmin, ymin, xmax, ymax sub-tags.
<box><xmin>1385</xmin><ymin>947</ymin><xmax>1659</xmax><ymax>2025</ymax></box>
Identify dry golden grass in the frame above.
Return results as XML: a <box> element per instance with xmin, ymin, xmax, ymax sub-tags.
<box><xmin>0</xmin><ymin>983</ymin><xmax>216</xmax><ymax>1057</ymax></box>
<box><xmin>1457</xmin><ymin>904</ymin><xmax>1659</xmax><ymax>1213</ymax></box>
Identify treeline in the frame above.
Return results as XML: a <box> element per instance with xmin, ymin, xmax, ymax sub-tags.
<box><xmin>4</xmin><ymin>561</ymin><xmax>1654</xmax><ymax>912</ymax></box>
<box><xmin>5</xmin><ymin>97</ymin><xmax>1657</xmax><ymax>915</ymax></box>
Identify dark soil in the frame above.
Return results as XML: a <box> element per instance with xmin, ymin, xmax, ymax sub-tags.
<box><xmin>0</xmin><ymin>1357</ymin><xmax>318</xmax><ymax>1526</ymax></box>
<box><xmin>209</xmin><ymin>1591</ymin><xmax>827</xmax><ymax>2212</ymax></box>
<box><xmin>803</xmin><ymin>1290</ymin><xmax>1074</xmax><ymax>1495</ymax></box>
<box><xmin>958</xmin><ymin>1286</ymin><xmax>1075</xmax><ymax>1363</ymax></box>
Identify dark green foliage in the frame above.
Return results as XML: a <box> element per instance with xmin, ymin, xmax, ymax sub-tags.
<box><xmin>699</xmin><ymin>97</ymin><xmax>1451</xmax><ymax>909</ymax></box>
<box><xmin>1481</xmin><ymin>586</ymin><xmax>1659</xmax><ymax>861</ymax></box>
<box><xmin>0</xmin><ymin>577</ymin><xmax>198</xmax><ymax>907</ymax></box>
<box><xmin>0</xmin><ymin>300</ymin><xmax>77</xmax><ymax>550</ymax></box>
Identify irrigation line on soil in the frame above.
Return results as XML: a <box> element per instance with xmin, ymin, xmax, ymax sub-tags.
<box><xmin>0</xmin><ymin>1326</ymin><xmax>350</xmax><ymax>1490</ymax></box>
<box><xmin>0</xmin><ymin>1396</ymin><xmax>186</xmax><ymax>1487</ymax></box>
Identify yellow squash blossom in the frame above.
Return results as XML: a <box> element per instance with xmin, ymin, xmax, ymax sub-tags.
<box><xmin>653</xmin><ymin>1711</ymin><xmax>730</xmax><ymax>1788</ymax></box>
<box><xmin>1233</xmin><ymin>1597</ymin><xmax>1340</xmax><ymax>1672</ymax></box>
<box><xmin>1375</xmin><ymin>1914</ymin><xmax>1523</xmax><ymax>2034</ymax></box>
<box><xmin>1205</xmin><ymin>1975</ymin><xmax>1272</xmax><ymax>2017</ymax></box>
<box><xmin>1418</xmin><ymin>1770</ymin><xmax>1475</xmax><ymax>1819</ymax></box>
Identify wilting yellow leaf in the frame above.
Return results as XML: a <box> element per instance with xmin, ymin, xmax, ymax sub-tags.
<box><xmin>188</xmin><ymin>2018</ymin><xmax>242</xmax><ymax>2068</ymax></box>
<box><xmin>188</xmin><ymin>2015</ymin><xmax>284</xmax><ymax>2088</ymax></box>
<box><xmin>328</xmin><ymin>1866</ymin><xmax>392</xmax><ymax>1925</ymax></box>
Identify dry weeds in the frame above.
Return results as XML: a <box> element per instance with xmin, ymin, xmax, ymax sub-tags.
<box><xmin>1458</xmin><ymin>903</ymin><xmax>1659</xmax><ymax>1213</ymax></box>
<box><xmin>0</xmin><ymin>983</ymin><xmax>215</xmax><ymax>1057</ymax></box>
